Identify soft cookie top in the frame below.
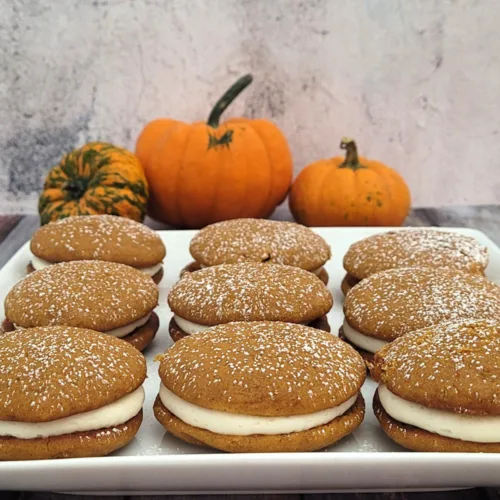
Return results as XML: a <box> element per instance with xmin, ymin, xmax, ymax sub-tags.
<box><xmin>5</xmin><ymin>260</ymin><xmax>159</xmax><ymax>331</ymax></box>
<box><xmin>168</xmin><ymin>263</ymin><xmax>333</xmax><ymax>325</ymax></box>
<box><xmin>158</xmin><ymin>321</ymin><xmax>365</xmax><ymax>417</ymax></box>
<box><xmin>189</xmin><ymin>218</ymin><xmax>330</xmax><ymax>271</ymax></box>
<box><xmin>343</xmin><ymin>229</ymin><xmax>488</xmax><ymax>280</ymax></box>
<box><xmin>372</xmin><ymin>319</ymin><xmax>500</xmax><ymax>416</ymax></box>
<box><xmin>0</xmin><ymin>326</ymin><xmax>146</xmax><ymax>422</ymax></box>
<box><xmin>31</xmin><ymin>215</ymin><xmax>166</xmax><ymax>268</ymax></box>
<box><xmin>344</xmin><ymin>267</ymin><xmax>500</xmax><ymax>341</ymax></box>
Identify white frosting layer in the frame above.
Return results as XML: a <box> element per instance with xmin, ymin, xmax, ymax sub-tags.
<box><xmin>13</xmin><ymin>314</ymin><xmax>151</xmax><ymax>338</ymax></box>
<box><xmin>105</xmin><ymin>313</ymin><xmax>152</xmax><ymax>338</ymax></box>
<box><xmin>31</xmin><ymin>254</ymin><xmax>54</xmax><ymax>271</ymax></box>
<box><xmin>0</xmin><ymin>386</ymin><xmax>145</xmax><ymax>439</ymax></box>
<box><xmin>31</xmin><ymin>255</ymin><xmax>162</xmax><ymax>276</ymax></box>
<box><xmin>174</xmin><ymin>315</ymin><xmax>309</xmax><ymax>335</ymax></box>
<box><xmin>378</xmin><ymin>384</ymin><xmax>500</xmax><ymax>443</ymax></box>
<box><xmin>174</xmin><ymin>315</ymin><xmax>212</xmax><ymax>335</ymax></box>
<box><xmin>138</xmin><ymin>262</ymin><xmax>163</xmax><ymax>276</ymax></box>
<box><xmin>159</xmin><ymin>384</ymin><xmax>357</xmax><ymax>436</ymax></box>
<box><xmin>311</xmin><ymin>266</ymin><xmax>324</xmax><ymax>276</ymax></box>
<box><xmin>342</xmin><ymin>319</ymin><xmax>388</xmax><ymax>354</ymax></box>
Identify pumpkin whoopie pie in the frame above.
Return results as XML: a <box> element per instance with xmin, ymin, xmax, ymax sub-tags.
<box><xmin>30</xmin><ymin>215</ymin><xmax>166</xmax><ymax>284</ymax></box>
<box><xmin>372</xmin><ymin>319</ymin><xmax>500</xmax><ymax>452</ymax></box>
<box><xmin>341</xmin><ymin>267</ymin><xmax>500</xmax><ymax>369</ymax></box>
<box><xmin>154</xmin><ymin>321</ymin><xmax>366</xmax><ymax>453</ymax></box>
<box><xmin>168</xmin><ymin>263</ymin><xmax>333</xmax><ymax>341</ymax></box>
<box><xmin>183</xmin><ymin>218</ymin><xmax>331</xmax><ymax>284</ymax></box>
<box><xmin>341</xmin><ymin>229</ymin><xmax>488</xmax><ymax>295</ymax></box>
<box><xmin>3</xmin><ymin>260</ymin><xmax>159</xmax><ymax>351</ymax></box>
<box><xmin>0</xmin><ymin>326</ymin><xmax>146</xmax><ymax>460</ymax></box>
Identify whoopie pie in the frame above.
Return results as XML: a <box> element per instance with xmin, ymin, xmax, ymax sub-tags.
<box><xmin>184</xmin><ymin>218</ymin><xmax>331</xmax><ymax>284</ymax></box>
<box><xmin>341</xmin><ymin>267</ymin><xmax>500</xmax><ymax>369</ymax></box>
<box><xmin>4</xmin><ymin>260</ymin><xmax>159</xmax><ymax>351</ymax></box>
<box><xmin>0</xmin><ymin>327</ymin><xmax>146</xmax><ymax>460</ymax></box>
<box><xmin>341</xmin><ymin>229</ymin><xmax>488</xmax><ymax>295</ymax></box>
<box><xmin>30</xmin><ymin>215</ymin><xmax>166</xmax><ymax>284</ymax></box>
<box><xmin>168</xmin><ymin>263</ymin><xmax>333</xmax><ymax>341</ymax></box>
<box><xmin>372</xmin><ymin>319</ymin><xmax>500</xmax><ymax>452</ymax></box>
<box><xmin>154</xmin><ymin>322</ymin><xmax>366</xmax><ymax>453</ymax></box>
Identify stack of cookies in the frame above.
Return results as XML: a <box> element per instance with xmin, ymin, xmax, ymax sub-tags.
<box><xmin>1</xmin><ymin>215</ymin><xmax>500</xmax><ymax>459</ymax></box>
<box><xmin>168</xmin><ymin>263</ymin><xmax>332</xmax><ymax>341</ymax></box>
<box><xmin>184</xmin><ymin>218</ymin><xmax>331</xmax><ymax>284</ymax></box>
<box><xmin>30</xmin><ymin>215</ymin><xmax>166</xmax><ymax>283</ymax></box>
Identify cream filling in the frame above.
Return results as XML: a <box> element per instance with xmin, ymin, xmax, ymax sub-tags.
<box><xmin>104</xmin><ymin>313</ymin><xmax>152</xmax><ymax>338</ymax></box>
<box><xmin>310</xmin><ymin>266</ymin><xmax>324</xmax><ymax>276</ymax></box>
<box><xmin>31</xmin><ymin>255</ymin><xmax>162</xmax><ymax>276</ymax></box>
<box><xmin>0</xmin><ymin>386</ymin><xmax>145</xmax><ymax>439</ymax></box>
<box><xmin>378</xmin><ymin>384</ymin><xmax>500</xmax><ymax>443</ymax></box>
<box><xmin>342</xmin><ymin>319</ymin><xmax>388</xmax><ymax>354</ymax></box>
<box><xmin>173</xmin><ymin>315</ymin><xmax>212</xmax><ymax>334</ymax></box>
<box><xmin>14</xmin><ymin>313</ymin><xmax>152</xmax><ymax>338</ymax></box>
<box><xmin>174</xmin><ymin>314</ymin><xmax>310</xmax><ymax>335</ymax></box>
<box><xmin>159</xmin><ymin>384</ymin><xmax>357</xmax><ymax>436</ymax></box>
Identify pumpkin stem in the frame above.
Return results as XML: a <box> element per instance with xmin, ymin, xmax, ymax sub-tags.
<box><xmin>339</xmin><ymin>137</ymin><xmax>365</xmax><ymax>170</ymax></box>
<box><xmin>207</xmin><ymin>74</ymin><xmax>253</xmax><ymax>128</ymax></box>
<box><xmin>63</xmin><ymin>179</ymin><xmax>88</xmax><ymax>200</ymax></box>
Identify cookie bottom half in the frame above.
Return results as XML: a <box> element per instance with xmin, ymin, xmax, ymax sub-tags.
<box><xmin>373</xmin><ymin>390</ymin><xmax>500</xmax><ymax>453</ymax></box>
<box><xmin>0</xmin><ymin>410</ymin><xmax>143</xmax><ymax>461</ymax></box>
<box><xmin>341</xmin><ymin>274</ymin><xmax>361</xmax><ymax>296</ymax></box>
<box><xmin>169</xmin><ymin>315</ymin><xmax>331</xmax><ymax>342</ymax></box>
<box><xmin>154</xmin><ymin>394</ymin><xmax>364</xmax><ymax>453</ymax></box>
<box><xmin>125</xmin><ymin>312</ymin><xmax>160</xmax><ymax>351</ymax></box>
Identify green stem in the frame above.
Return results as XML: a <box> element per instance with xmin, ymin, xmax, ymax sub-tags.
<box><xmin>207</xmin><ymin>74</ymin><xmax>253</xmax><ymax>128</ymax></box>
<box><xmin>339</xmin><ymin>137</ymin><xmax>365</xmax><ymax>170</ymax></box>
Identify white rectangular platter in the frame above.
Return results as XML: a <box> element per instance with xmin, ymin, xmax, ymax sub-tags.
<box><xmin>1</xmin><ymin>226</ymin><xmax>500</xmax><ymax>494</ymax></box>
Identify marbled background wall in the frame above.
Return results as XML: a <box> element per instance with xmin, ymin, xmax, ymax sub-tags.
<box><xmin>1</xmin><ymin>0</ymin><xmax>499</xmax><ymax>214</ymax></box>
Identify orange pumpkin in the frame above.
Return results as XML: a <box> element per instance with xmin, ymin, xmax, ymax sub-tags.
<box><xmin>135</xmin><ymin>75</ymin><xmax>293</xmax><ymax>228</ymax></box>
<box><xmin>289</xmin><ymin>138</ymin><xmax>411</xmax><ymax>226</ymax></box>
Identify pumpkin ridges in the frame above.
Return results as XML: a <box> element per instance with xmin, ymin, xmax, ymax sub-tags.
<box><xmin>364</xmin><ymin>161</ymin><xmax>410</xmax><ymax>225</ymax></box>
<box><xmin>39</xmin><ymin>143</ymin><xmax>148</xmax><ymax>224</ymax></box>
<box><xmin>135</xmin><ymin>118</ymin><xmax>177</xmax><ymax>173</ymax></box>
<box><xmin>312</xmin><ymin>163</ymin><xmax>335</xmax><ymax>226</ymax></box>
<box><xmin>230</xmin><ymin>118</ymin><xmax>293</xmax><ymax>217</ymax></box>
<box><xmin>289</xmin><ymin>161</ymin><xmax>326</xmax><ymax>226</ymax></box>
<box><xmin>147</xmin><ymin>122</ymin><xmax>192</xmax><ymax>226</ymax></box>
<box><xmin>176</xmin><ymin>124</ymin><xmax>219</xmax><ymax>228</ymax></box>
<box><xmin>228</xmin><ymin>124</ymin><xmax>272</xmax><ymax>220</ymax></box>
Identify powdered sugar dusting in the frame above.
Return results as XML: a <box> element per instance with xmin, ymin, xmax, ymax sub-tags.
<box><xmin>344</xmin><ymin>229</ymin><xmax>488</xmax><ymax>279</ymax></box>
<box><xmin>159</xmin><ymin>322</ymin><xmax>365</xmax><ymax>416</ymax></box>
<box><xmin>345</xmin><ymin>267</ymin><xmax>500</xmax><ymax>340</ymax></box>
<box><xmin>0</xmin><ymin>327</ymin><xmax>146</xmax><ymax>422</ymax></box>
<box><xmin>5</xmin><ymin>260</ymin><xmax>159</xmax><ymax>331</ymax></box>
<box><xmin>31</xmin><ymin>215</ymin><xmax>166</xmax><ymax>267</ymax></box>
<box><xmin>190</xmin><ymin>219</ymin><xmax>331</xmax><ymax>271</ymax></box>
<box><xmin>376</xmin><ymin>319</ymin><xmax>500</xmax><ymax>415</ymax></box>
<box><xmin>168</xmin><ymin>263</ymin><xmax>332</xmax><ymax>324</ymax></box>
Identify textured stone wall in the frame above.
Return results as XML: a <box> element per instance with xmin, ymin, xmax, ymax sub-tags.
<box><xmin>1</xmin><ymin>0</ymin><xmax>499</xmax><ymax>213</ymax></box>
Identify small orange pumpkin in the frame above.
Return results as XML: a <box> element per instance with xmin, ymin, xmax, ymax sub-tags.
<box><xmin>289</xmin><ymin>138</ymin><xmax>411</xmax><ymax>226</ymax></box>
<box><xmin>135</xmin><ymin>75</ymin><xmax>293</xmax><ymax>228</ymax></box>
